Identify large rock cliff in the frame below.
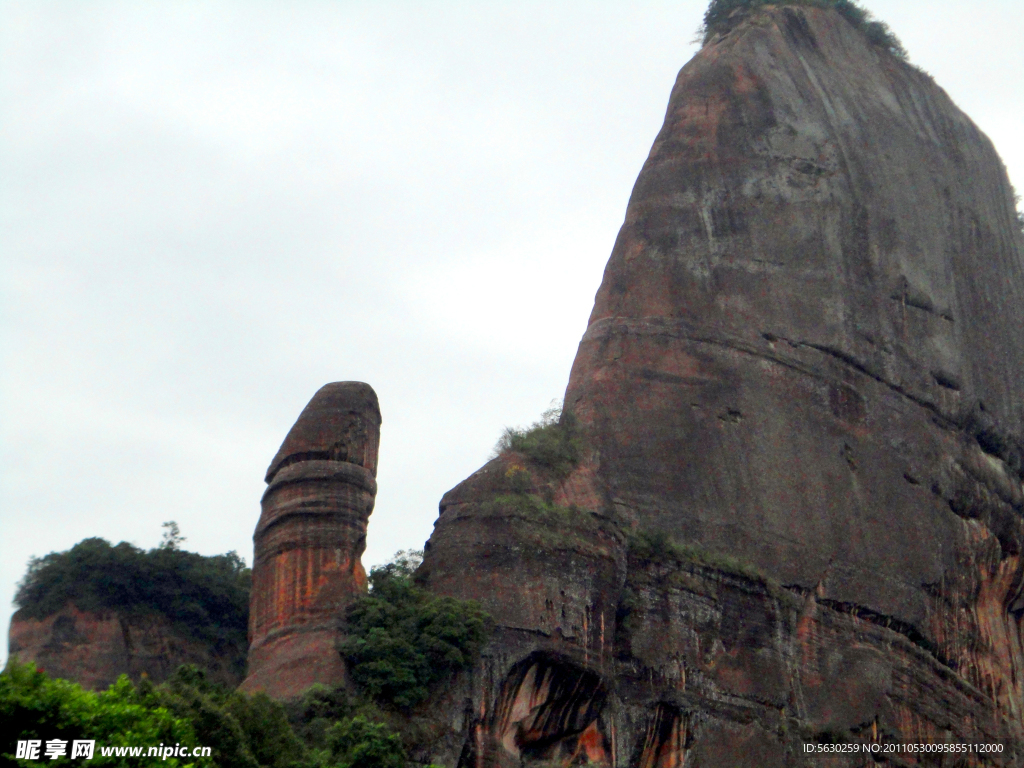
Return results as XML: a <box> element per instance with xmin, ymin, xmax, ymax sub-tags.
<box><xmin>414</xmin><ymin>5</ymin><xmax>1024</xmax><ymax>766</ymax></box>
<box><xmin>8</xmin><ymin>604</ymin><xmax>244</xmax><ymax>690</ymax></box>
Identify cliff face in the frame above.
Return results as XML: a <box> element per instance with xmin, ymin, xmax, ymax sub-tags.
<box><xmin>7</xmin><ymin>604</ymin><xmax>244</xmax><ymax>690</ymax></box>
<box><xmin>416</xmin><ymin>5</ymin><xmax>1024</xmax><ymax>766</ymax></box>
<box><xmin>240</xmin><ymin>382</ymin><xmax>380</xmax><ymax>699</ymax></box>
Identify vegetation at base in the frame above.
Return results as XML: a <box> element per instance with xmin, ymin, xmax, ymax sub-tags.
<box><xmin>494</xmin><ymin>402</ymin><xmax>583</xmax><ymax>478</ymax></box>
<box><xmin>145</xmin><ymin>666</ymin><xmax>302</xmax><ymax>768</ymax></box>
<box><xmin>14</xmin><ymin>530</ymin><xmax>250</xmax><ymax>650</ymax></box>
<box><xmin>339</xmin><ymin>551</ymin><xmax>491</xmax><ymax>710</ymax></box>
<box><xmin>7</xmin><ymin>546</ymin><xmax>469</xmax><ymax>764</ymax></box>
<box><xmin>2</xmin><ymin>662</ymin><xmax>438</xmax><ymax>768</ymax></box>
<box><xmin>699</xmin><ymin>0</ymin><xmax>907</xmax><ymax>60</ymax></box>
<box><xmin>1</xmin><ymin>661</ymin><xmax>211</xmax><ymax>767</ymax></box>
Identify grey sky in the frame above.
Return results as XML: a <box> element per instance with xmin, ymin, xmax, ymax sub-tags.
<box><xmin>2</xmin><ymin>0</ymin><xmax>1022</xmax><ymax>667</ymax></box>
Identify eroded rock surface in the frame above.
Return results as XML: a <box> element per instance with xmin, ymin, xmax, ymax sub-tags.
<box><xmin>240</xmin><ymin>382</ymin><xmax>380</xmax><ymax>699</ymax></box>
<box><xmin>415</xmin><ymin>5</ymin><xmax>1024</xmax><ymax>766</ymax></box>
<box><xmin>7</xmin><ymin>603</ymin><xmax>244</xmax><ymax>689</ymax></box>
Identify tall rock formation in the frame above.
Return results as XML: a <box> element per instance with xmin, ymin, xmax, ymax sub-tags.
<box><xmin>240</xmin><ymin>382</ymin><xmax>380</xmax><ymax>699</ymax></box>
<box><xmin>415</xmin><ymin>5</ymin><xmax>1024</xmax><ymax>766</ymax></box>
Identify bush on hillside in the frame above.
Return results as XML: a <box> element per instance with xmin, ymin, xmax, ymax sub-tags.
<box><xmin>339</xmin><ymin>552</ymin><xmax>491</xmax><ymax>710</ymax></box>
<box><xmin>494</xmin><ymin>402</ymin><xmax>583</xmax><ymax>478</ymax></box>
<box><xmin>699</xmin><ymin>0</ymin><xmax>907</xmax><ymax>59</ymax></box>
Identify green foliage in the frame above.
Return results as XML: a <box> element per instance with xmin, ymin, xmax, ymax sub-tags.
<box><xmin>160</xmin><ymin>521</ymin><xmax>187</xmax><ymax>551</ymax></box>
<box><xmin>495</xmin><ymin>403</ymin><xmax>583</xmax><ymax>478</ymax></box>
<box><xmin>340</xmin><ymin>553</ymin><xmax>492</xmax><ymax>710</ymax></box>
<box><xmin>365</xmin><ymin>549</ymin><xmax>422</xmax><ymax>582</ymax></box>
<box><xmin>289</xmin><ymin>685</ymin><xmax>360</xmax><ymax>752</ymax></box>
<box><xmin>155</xmin><ymin>682</ymin><xmax>258</xmax><ymax>768</ymax></box>
<box><xmin>478</xmin><ymin>494</ymin><xmax>609</xmax><ymax>557</ymax></box>
<box><xmin>153</xmin><ymin>666</ymin><xmax>305</xmax><ymax>768</ymax></box>
<box><xmin>699</xmin><ymin>0</ymin><xmax>907</xmax><ymax>59</ymax></box>
<box><xmin>14</xmin><ymin>536</ymin><xmax>251</xmax><ymax>649</ymax></box>
<box><xmin>2</xmin><ymin>661</ymin><xmax>430</xmax><ymax>768</ymax></box>
<box><xmin>323</xmin><ymin>716</ymin><xmax>405</xmax><ymax>768</ymax></box>
<box><xmin>0</xmin><ymin>661</ymin><xmax>208</xmax><ymax>767</ymax></box>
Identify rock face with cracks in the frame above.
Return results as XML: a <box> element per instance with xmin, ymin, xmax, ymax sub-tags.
<box><xmin>413</xmin><ymin>5</ymin><xmax>1024</xmax><ymax>767</ymax></box>
<box><xmin>7</xmin><ymin>604</ymin><xmax>244</xmax><ymax>690</ymax></box>
<box><xmin>239</xmin><ymin>381</ymin><xmax>380</xmax><ymax>700</ymax></box>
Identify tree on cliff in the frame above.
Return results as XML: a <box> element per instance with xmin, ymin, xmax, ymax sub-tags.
<box><xmin>159</xmin><ymin>520</ymin><xmax>186</xmax><ymax>551</ymax></box>
<box><xmin>339</xmin><ymin>551</ymin><xmax>491</xmax><ymax>709</ymax></box>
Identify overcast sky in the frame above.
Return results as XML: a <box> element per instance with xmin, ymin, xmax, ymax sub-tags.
<box><xmin>2</xmin><ymin>0</ymin><xmax>1022</xmax><ymax>667</ymax></box>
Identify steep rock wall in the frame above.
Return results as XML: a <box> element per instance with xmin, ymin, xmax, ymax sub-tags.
<box><xmin>7</xmin><ymin>603</ymin><xmax>244</xmax><ymax>690</ymax></box>
<box><xmin>417</xmin><ymin>5</ymin><xmax>1024</xmax><ymax>766</ymax></box>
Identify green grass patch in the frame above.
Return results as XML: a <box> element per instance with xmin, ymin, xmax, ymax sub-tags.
<box><xmin>495</xmin><ymin>404</ymin><xmax>583</xmax><ymax>478</ymax></box>
<box><xmin>627</xmin><ymin>529</ymin><xmax>800</xmax><ymax>611</ymax></box>
<box><xmin>480</xmin><ymin>494</ymin><xmax>611</xmax><ymax>556</ymax></box>
<box><xmin>486</xmin><ymin>493</ymin><xmax>594</xmax><ymax>530</ymax></box>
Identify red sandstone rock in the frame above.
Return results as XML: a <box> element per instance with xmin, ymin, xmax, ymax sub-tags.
<box><xmin>240</xmin><ymin>382</ymin><xmax>380</xmax><ymax>699</ymax></box>
<box><xmin>7</xmin><ymin>603</ymin><xmax>243</xmax><ymax>689</ymax></box>
<box><xmin>414</xmin><ymin>6</ymin><xmax>1024</xmax><ymax>766</ymax></box>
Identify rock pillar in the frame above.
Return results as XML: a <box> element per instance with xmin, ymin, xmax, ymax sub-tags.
<box><xmin>240</xmin><ymin>382</ymin><xmax>380</xmax><ymax>699</ymax></box>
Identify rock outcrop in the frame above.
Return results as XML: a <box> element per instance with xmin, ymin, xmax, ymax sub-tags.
<box><xmin>7</xmin><ymin>603</ymin><xmax>244</xmax><ymax>689</ymax></box>
<box><xmin>240</xmin><ymin>382</ymin><xmax>380</xmax><ymax>699</ymax></box>
<box><xmin>413</xmin><ymin>5</ymin><xmax>1024</xmax><ymax>766</ymax></box>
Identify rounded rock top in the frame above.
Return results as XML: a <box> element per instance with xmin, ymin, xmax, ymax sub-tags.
<box><xmin>264</xmin><ymin>382</ymin><xmax>381</xmax><ymax>482</ymax></box>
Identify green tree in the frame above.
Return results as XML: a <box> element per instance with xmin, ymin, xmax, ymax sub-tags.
<box><xmin>3</xmin><ymin>658</ymin><xmax>438</xmax><ymax>768</ymax></box>
<box><xmin>155</xmin><ymin>666</ymin><xmax>307</xmax><ymax>768</ymax></box>
<box><xmin>323</xmin><ymin>717</ymin><xmax>405</xmax><ymax>768</ymax></box>
<box><xmin>340</xmin><ymin>553</ymin><xmax>491</xmax><ymax>709</ymax></box>
<box><xmin>160</xmin><ymin>521</ymin><xmax>186</xmax><ymax>551</ymax></box>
